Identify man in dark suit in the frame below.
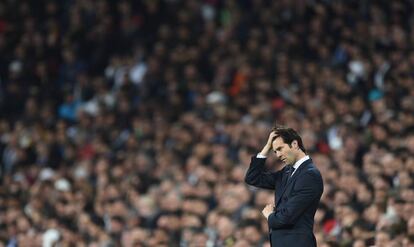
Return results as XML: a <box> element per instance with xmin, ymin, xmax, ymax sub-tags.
<box><xmin>245</xmin><ymin>126</ymin><xmax>324</xmax><ymax>247</ymax></box>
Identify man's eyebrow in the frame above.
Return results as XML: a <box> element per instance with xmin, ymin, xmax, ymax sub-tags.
<box><xmin>273</xmin><ymin>146</ymin><xmax>282</xmax><ymax>151</ymax></box>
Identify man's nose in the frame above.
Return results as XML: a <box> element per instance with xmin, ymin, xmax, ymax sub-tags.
<box><xmin>275</xmin><ymin>151</ymin><xmax>281</xmax><ymax>158</ymax></box>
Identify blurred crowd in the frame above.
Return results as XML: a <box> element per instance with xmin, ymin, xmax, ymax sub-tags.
<box><xmin>0</xmin><ymin>0</ymin><xmax>414</xmax><ymax>246</ymax></box>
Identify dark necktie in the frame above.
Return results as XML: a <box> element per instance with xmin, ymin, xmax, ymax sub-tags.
<box><xmin>286</xmin><ymin>165</ymin><xmax>295</xmax><ymax>181</ymax></box>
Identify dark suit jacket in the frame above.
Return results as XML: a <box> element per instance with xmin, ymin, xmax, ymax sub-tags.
<box><xmin>245</xmin><ymin>156</ymin><xmax>323</xmax><ymax>247</ymax></box>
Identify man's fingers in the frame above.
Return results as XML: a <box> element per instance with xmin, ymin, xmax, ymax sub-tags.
<box><xmin>268</xmin><ymin>131</ymin><xmax>277</xmax><ymax>142</ymax></box>
<box><xmin>262</xmin><ymin>204</ymin><xmax>275</xmax><ymax>219</ymax></box>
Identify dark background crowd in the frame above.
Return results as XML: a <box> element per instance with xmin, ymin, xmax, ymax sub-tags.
<box><xmin>0</xmin><ymin>0</ymin><xmax>413</xmax><ymax>246</ymax></box>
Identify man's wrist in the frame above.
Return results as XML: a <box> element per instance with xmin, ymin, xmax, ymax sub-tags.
<box><xmin>258</xmin><ymin>145</ymin><xmax>271</xmax><ymax>157</ymax></box>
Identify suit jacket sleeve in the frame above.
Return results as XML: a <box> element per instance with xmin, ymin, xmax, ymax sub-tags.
<box><xmin>267</xmin><ymin>171</ymin><xmax>323</xmax><ymax>228</ymax></box>
<box><xmin>245</xmin><ymin>156</ymin><xmax>282</xmax><ymax>190</ymax></box>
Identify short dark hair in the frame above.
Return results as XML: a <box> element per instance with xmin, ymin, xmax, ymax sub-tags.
<box><xmin>271</xmin><ymin>125</ymin><xmax>306</xmax><ymax>153</ymax></box>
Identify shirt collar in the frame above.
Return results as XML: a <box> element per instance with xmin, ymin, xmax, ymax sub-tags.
<box><xmin>293</xmin><ymin>155</ymin><xmax>310</xmax><ymax>170</ymax></box>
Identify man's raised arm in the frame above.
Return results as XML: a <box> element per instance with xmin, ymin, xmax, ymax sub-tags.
<box><xmin>245</xmin><ymin>131</ymin><xmax>281</xmax><ymax>189</ymax></box>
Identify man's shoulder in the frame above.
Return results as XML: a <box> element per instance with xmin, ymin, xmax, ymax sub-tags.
<box><xmin>303</xmin><ymin>161</ymin><xmax>323</xmax><ymax>179</ymax></box>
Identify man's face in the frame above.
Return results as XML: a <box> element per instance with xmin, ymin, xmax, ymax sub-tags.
<box><xmin>272</xmin><ymin>137</ymin><xmax>297</xmax><ymax>165</ymax></box>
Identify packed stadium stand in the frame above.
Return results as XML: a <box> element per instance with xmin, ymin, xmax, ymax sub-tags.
<box><xmin>0</xmin><ymin>0</ymin><xmax>413</xmax><ymax>246</ymax></box>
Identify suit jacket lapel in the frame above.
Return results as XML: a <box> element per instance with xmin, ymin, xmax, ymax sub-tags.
<box><xmin>276</xmin><ymin>159</ymin><xmax>313</xmax><ymax>206</ymax></box>
<box><xmin>276</xmin><ymin>166</ymin><xmax>289</xmax><ymax>204</ymax></box>
<box><xmin>281</xmin><ymin>166</ymin><xmax>290</xmax><ymax>187</ymax></box>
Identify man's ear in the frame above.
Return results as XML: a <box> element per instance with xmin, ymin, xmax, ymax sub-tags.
<box><xmin>292</xmin><ymin>140</ymin><xmax>299</xmax><ymax>149</ymax></box>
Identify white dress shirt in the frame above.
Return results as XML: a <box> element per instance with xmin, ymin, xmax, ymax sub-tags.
<box><xmin>291</xmin><ymin>155</ymin><xmax>310</xmax><ymax>176</ymax></box>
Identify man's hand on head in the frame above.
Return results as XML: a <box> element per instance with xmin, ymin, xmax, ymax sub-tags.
<box><xmin>259</xmin><ymin>131</ymin><xmax>278</xmax><ymax>157</ymax></box>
